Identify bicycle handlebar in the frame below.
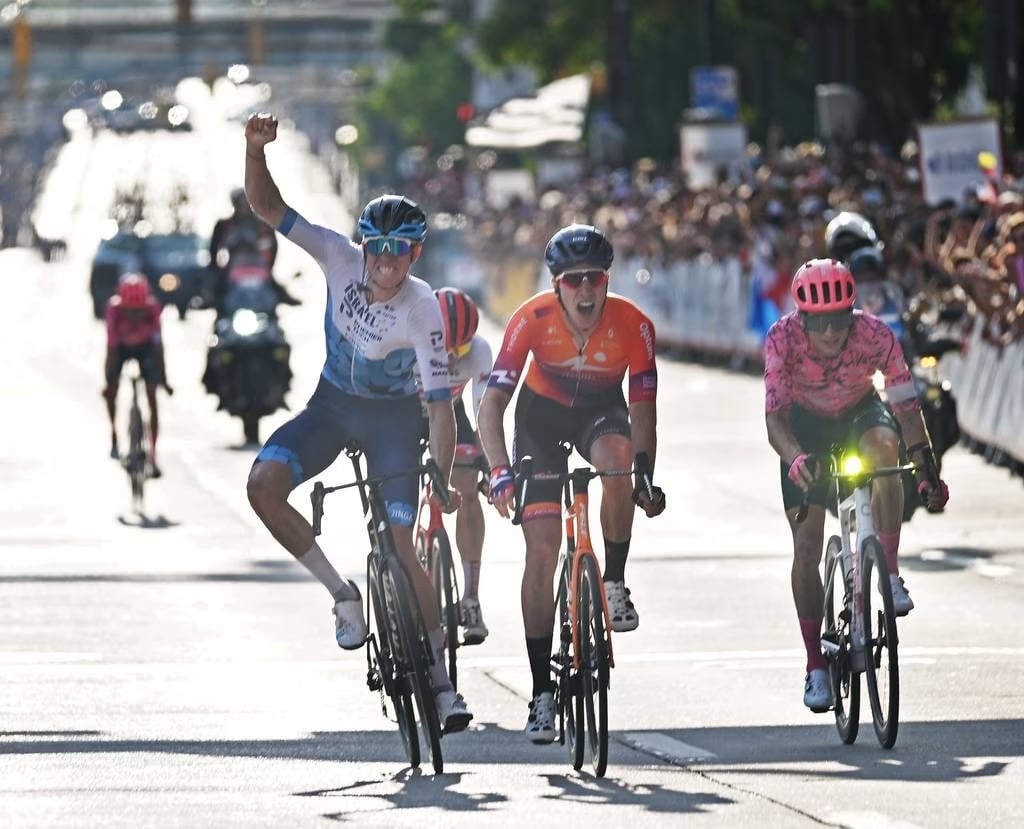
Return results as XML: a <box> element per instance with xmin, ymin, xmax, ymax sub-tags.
<box><xmin>794</xmin><ymin>460</ymin><xmax>918</xmax><ymax>524</ymax></box>
<box><xmin>310</xmin><ymin>457</ymin><xmax>448</xmax><ymax>537</ymax></box>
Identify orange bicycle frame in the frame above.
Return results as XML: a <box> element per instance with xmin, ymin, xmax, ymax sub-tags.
<box><xmin>564</xmin><ymin>487</ymin><xmax>615</xmax><ymax>670</ymax></box>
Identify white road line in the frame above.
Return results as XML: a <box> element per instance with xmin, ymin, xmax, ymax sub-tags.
<box><xmin>830</xmin><ymin>811</ymin><xmax>924</xmax><ymax>829</ymax></box>
<box><xmin>622</xmin><ymin>731</ymin><xmax>715</xmax><ymax>762</ymax></box>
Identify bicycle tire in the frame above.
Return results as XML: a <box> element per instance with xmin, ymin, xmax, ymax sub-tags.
<box><xmin>385</xmin><ymin>558</ymin><xmax>445</xmax><ymax>773</ymax></box>
<box><xmin>368</xmin><ymin>559</ymin><xmax>420</xmax><ymax>768</ymax></box>
<box><xmin>127</xmin><ymin>404</ymin><xmax>146</xmax><ymax>510</ymax></box>
<box><xmin>823</xmin><ymin>535</ymin><xmax>860</xmax><ymax>745</ymax></box>
<box><xmin>578</xmin><ymin>555</ymin><xmax>609</xmax><ymax>777</ymax></box>
<box><xmin>431</xmin><ymin>531</ymin><xmax>460</xmax><ymax>692</ymax></box>
<box><xmin>860</xmin><ymin>536</ymin><xmax>900</xmax><ymax>748</ymax></box>
<box><xmin>558</xmin><ymin>561</ymin><xmax>585</xmax><ymax>771</ymax></box>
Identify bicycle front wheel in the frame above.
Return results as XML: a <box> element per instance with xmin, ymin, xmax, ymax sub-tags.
<box><xmin>127</xmin><ymin>406</ymin><xmax>146</xmax><ymax>511</ymax></box>
<box><xmin>556</xmin><ymin>559</ymin><xmax>584</xmax><ymax>770</ymax></box>
<box><xmin>431</xmin><ymin>531</ymin><xmax>460</xmax><ymax>691</ymax></box>
<box><xmin>385</xmin><ymin>559</ymin><xmax>445</xmax><ymax>773</ymax></box>
<box><xmin>861</xmin><ymin>536</ymin><xmax>900</xmax><ymax>748</ymax></box>
<box><xmin>578</xmin><ymin>555</ymin><xmax>609</xmax><ymax>777</ymax></box>
<box><xmin>823</xmin><ymin>535</ymin><xmax>859</xmax><ymax>745</ymax></box>
<box><xmin>368</xmin><ymin>560</ymin><xmax>419</xmax><ymax>768</ymax></box>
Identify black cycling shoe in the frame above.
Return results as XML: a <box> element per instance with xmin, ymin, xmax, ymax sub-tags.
<box><xmin>148</xmin><ymin>463</ymin><xmax>163</xmax><ymax>479</ymax></box>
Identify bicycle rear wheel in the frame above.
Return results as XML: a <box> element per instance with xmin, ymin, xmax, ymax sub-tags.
<box><xmin>368</xmin><ymin>560</ymin><xmax>419</xmax><ymax>768</ymax></box>
<box><xmin>578</xmin><ymin>555</ymin><xmax>610</xmax><ymax>777</ymax></box>
<box><xmin>385</xmin><ymin>558</ymin><xmax>445</xmax><ymax>773</ymax></box>
<box><xmin>861</xmin><ymin>536</ymin><xmax>900</xmax><ymax>748</ymax></box>
<box><xmin>823</xmin><ymin>535</ymin><xmax>860</xmax><ymax>744</ymax></box>
<box><xmin>430</xmin><ymin>531</ymin><xmax>460</xmax><ymax>691</ymax></box>
<box><xmin>556</xmin><ymin>560</ymin><xmax>585</xmax><ymax>770</ymax></box>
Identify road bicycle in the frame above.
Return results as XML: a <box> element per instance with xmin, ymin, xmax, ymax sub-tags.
<box><xmin>413</xmin><ymin>450</ymin><xmax>488</xmax><ymax>692</ymax></box>
<box><xmin>121</xmin><ymin>373</ymin><xmax>149</xmax><ymax>513</ymax></box>
<box><xmin>799</xmin><ymin>444</ymin><xmax>916</xmax><ymax>749</ymax></box>
<box><xmin>513</xmin><ymin>448</ymin><xmax>652</xmax><ymax>777</ymax></box>
<box><xmin>311</xmin><ymin>445</ymin><xmax>451</xmax><ymax>773</ymax></box>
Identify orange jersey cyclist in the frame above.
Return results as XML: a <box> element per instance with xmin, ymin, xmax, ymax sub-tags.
<box><xmin>764</xmin><ymin>259</ymin><xmax>949</xmax><ymax>714</ymax></box>
<box><xmin>477</xmin><ymin>223</ymin><xmax>666</xmax><ymax>745</ymax></box>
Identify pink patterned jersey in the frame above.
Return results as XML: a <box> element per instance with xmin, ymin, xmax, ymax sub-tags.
<box><xmin>105</xmin><ymin>296</ymin><xmax>162</xmax><ymax>349</ymax></box>
<box><xmin>764</xmin><ymin>311</ymin><xmax>919</xmax><ymax>417</ymax></box>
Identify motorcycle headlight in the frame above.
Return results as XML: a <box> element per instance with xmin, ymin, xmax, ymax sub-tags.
<box><xmin>231</xmin><ymin>309</ymin><xmax>261</xmax><ymax>336</ymax></box>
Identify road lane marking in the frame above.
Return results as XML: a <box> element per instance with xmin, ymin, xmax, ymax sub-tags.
<box><xmin>622</xmin><ymin>731</ymin><xmax>715</xmax><ymax>762</ymax></box>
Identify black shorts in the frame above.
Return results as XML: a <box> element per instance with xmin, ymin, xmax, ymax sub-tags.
<box><xmin>107</xmin><ymin>344</ymin><xmax>162</xmax><ymax>387</ymax></box>
<box><xmin>514</xmin><ymin>386</ymin><xmax>631</xmax><ymax>507</ymax></box>
<box><xmin>780</xmin><ymin>392</ymin><xmax>900</xmax><ymax>510</ymax></box>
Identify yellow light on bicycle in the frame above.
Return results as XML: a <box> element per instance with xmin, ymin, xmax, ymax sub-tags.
<box><xmin>842</xmin><ymin>454</ymin><xmax>864</xmax><ymax>476</ymax></box>
<box><xmin>919</xmin><ymin>355</ymin><xmax>938</xmax><ymax>368</ymax></box>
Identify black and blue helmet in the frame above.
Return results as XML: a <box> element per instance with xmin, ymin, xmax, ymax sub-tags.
<box><xmin>544</xmin><ymin>224</ymin><xmax>614</xmax><ymax>276</ymax></box>
<box><xmin>357</xmin><ymin>195</ymin><xmax>427</xmax><ymax>243</ymax></box>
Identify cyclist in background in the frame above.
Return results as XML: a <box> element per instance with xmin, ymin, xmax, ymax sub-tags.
<box><xmin>824</xmin><ymin>210</ymin><xmax>880</xmax><ymax>263</ymax></box>
<box><xmin>241</xmin><ymin>112</ymin><xmax>472</xmax><ymax>733</ymax></box>
<box><xmin>764</xmin><ymin>259</ymin><xmax>949</xmax><ymax>713</ymax></box>
<box><xmin>434</xmin><ymin>287</ymin><xmax>493</xmax><ymax>645</ymax></box>
<box><xmin>477</xmin><ymin>223</ymin><xmax>666</xmax><ymax>744</ymax></box>
<box><xmin>103</xmin><ymin>273</ymin><xmax>173</xmax><ymax>478</ymax></box>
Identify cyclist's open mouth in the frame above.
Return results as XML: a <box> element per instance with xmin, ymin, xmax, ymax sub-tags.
<box><xmin>576</xmin><ymin>300</ymin><xmax>596</xmax><ymax>315</ymax></box>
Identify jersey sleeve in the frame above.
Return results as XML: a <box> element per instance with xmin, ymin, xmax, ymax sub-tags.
<box><xmin>277</xmin><ymin>208</ymin><xmax>362</xmax><ymax>277</ymax></box>
<box><xmin>467</xmin><ymin>334</ymin><xmax>494</xmax><ymax>416</ymax></box>
<box><xmin>875</xmin><ymin>320</ymin><xmax>919</xmax><ymax>414</ymax></box>
<box><xmin>763</xmin><ymin>320</ymin><xmax>792</xmax><ymax>412</ymax></box>
<box><xmin>408</xmin><ymin>294</ymin><xmax>452</xmax><ymax>402</ymax></box>
<box><xmin>487</xmin><ymin>302</ymin><xmax>533</xmax><ymax>395</ymax></box>
<box><xmin>626</xmin><ymin>307</ymin><xmax>658</xmax><ymax>403</ymax></box>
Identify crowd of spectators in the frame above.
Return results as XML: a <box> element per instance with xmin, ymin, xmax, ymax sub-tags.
<box><xmin>402</xmin><ymin>138</ymin><xmax>1024</xmax><ymax>346</ymax></box>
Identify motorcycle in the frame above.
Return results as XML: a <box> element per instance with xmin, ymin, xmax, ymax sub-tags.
<box><xmin>202</xmin><ymin>276</ymin><xmax>292</xmax><ymax>445</ymax></box>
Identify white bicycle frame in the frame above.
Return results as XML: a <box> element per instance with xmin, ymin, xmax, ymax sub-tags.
<box><xmin>828</xmin><ymin>480</ymin><xmax>876</xmax><ymax>670</ymax></box>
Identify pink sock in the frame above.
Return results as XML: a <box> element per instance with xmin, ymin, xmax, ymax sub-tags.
<box><xmin>799</xmin><ymin>616</ymin><xmax>827</xmax><ymax>672</ymax></box>
<box><xmin>876</xmin><ymin>530</ymin><xmax>900</xmax><ymax>577</ymax></box>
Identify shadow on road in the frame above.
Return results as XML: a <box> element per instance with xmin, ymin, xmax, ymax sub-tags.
<box><xmin>646</xmin><ymin>720</ymin><xmax>1020</xmax><ymax>783</ymax></box>
<box><xmin>116</xmin><ymin>513</ymin><xmax>180</xmax><ymax>530</ymax></box>
<box><xmin>0</xmin><ymin>560</ymin><xmax>311</xmax><ymax>585</ymax></box>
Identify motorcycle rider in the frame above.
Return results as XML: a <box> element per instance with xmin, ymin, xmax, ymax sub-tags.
<box><xmin>208</xmin><ymin>187</ymin><xmax>299</xmax><ymax>316</ymax></box>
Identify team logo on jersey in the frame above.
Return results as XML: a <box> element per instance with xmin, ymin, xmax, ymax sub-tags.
<box><xmin>639</xmin><ymin>322</ymin><xmax>654</xmax><ymax>359</ymax></box>
<box><xmin>430</xmin><ymin>329</ymin><xmax>444</xmax><ymax>349</ymax></box>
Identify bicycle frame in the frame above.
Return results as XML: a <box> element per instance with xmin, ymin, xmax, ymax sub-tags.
<box><xmin>561</xmin><ymin>469</ymin><xmax>616</xmax><ymax>671</ymax></box>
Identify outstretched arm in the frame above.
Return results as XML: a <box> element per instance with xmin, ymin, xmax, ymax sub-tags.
<box><xmin>244</xmin><ymin>113</ymin><xmax>288</xmax><ymax>228</ymax></box>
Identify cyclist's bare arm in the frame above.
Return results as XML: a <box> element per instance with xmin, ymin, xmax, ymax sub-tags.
<box><xmin>766</xmin><ymin>407</ymin><xmax>805</xmax><ymax>468</ymax></box>
<box><xmin>244</xmin><ymin>113</ymin><xmax>289</xmax><ymax>228</ymax></box>
<box><xmin>628</xmin><ymin>400</ymin><xmax>657</xmax><ymax>472</ymax></box>
<box><xmin>425</xmin><ymin>398</ymin><xmax>459</xmax><ymax>512</ymax></box>
<box><xmin>893</xmin><ymin>407</ymin><xmax>930</xmax><ymax>451</ymax></box>
<box><xmin>477</xmin><ymin>386</ymin><xmax>512</xmax><ymax>469</ymax></box>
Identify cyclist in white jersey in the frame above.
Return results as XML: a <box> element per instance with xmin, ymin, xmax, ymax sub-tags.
<box><xmin>242</xmin><ymin>112</ymin><xmax>472</xmax><ymax>732</ymax></box>
<box><xmin>434</xmin><ymin>288</ymin><xmax>493</xmax><ymax>643</ymax></box>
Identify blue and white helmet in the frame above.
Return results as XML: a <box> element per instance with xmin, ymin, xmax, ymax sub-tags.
<box><xmin>357</xmin><ymin>194</ymin><xmax>427</xmax><ymax>243</ymax></box>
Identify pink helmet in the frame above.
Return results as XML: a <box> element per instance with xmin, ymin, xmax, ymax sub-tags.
<box><xmin>117</xmin><ymin>273</ymin><xmax>152</xmax><ymax>308</ymax></box>
<box><xmin>791</xmin><ymin>259</ymin><xmax>856</xmax><ymax>313</ymax></box>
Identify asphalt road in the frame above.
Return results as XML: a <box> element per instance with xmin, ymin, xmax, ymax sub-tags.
<box><xmin>1</xmin><ymin>85</ymin><xmax>1022</xmax><ymax>828</ymax></box>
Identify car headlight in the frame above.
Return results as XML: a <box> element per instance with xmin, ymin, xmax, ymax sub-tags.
<box><xmin>158</xmin><ymin>273</ymin><xmax>181</xmax><ymax>292</ymax></box>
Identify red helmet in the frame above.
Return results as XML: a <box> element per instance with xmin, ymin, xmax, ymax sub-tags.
<box><xmin>435</xmin><ymin>287</ymin><xmax>479</xmax><ymax>352</ymax></box>
<box><xmin>117</xmin><ymin>273</ymin><xmax>152</xmax><ymax>308</ymax></box>
<box><xmin>791</xmin><ymin>259</ymin><xmax>856</xmax><ymax>313</ymax></box>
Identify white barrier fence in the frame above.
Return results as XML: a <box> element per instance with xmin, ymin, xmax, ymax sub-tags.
<box><xmin>610</xmin><ymin>256</ymin><xmax>763</xmax><ymax>361</ymax></box>
<box><xmin>945</xmin><ymin>325</ymin><xmax>1024</xmax><ymax>468</ymax></box>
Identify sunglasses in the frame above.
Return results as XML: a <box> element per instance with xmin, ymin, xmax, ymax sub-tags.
<box><xmin>363</xmin><ymin>236</ymin><xmax>416</xmax><ymax>256</ymax></box>
<box><xmin>558</xmin><ymin>269</ymin><xmax>609</xmax><ymax>288</ymax></box>
<box><xmin>802</xmin><ymin>310</ymin><xmax>855</xmax><ymax>333</ymax></box>
<box><xmin>451</xmin><ymin>342</ymin><xmax>472</xmax><ymax>359</ymax></box>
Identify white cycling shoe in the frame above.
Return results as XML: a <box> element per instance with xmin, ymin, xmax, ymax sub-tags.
<box><xmin>461</xmin><ymin>597</ymin><xmax>489</xmax><ymax>645</ymax></box>
<box><xmin>604</xmin><ymin>581</ymin><xmax>639</xmax><ymax>632</ymax></box>
<box><xmin>803</xmin><ymin>668</ymin><xmax>833</xmax><ymax>713</ymax></box>
<box><xmin>890</xmin><ymin>575</ymin><xmax>915</xmax><ymax>617</ymax></box>
<box><xmin>333</xmin><ymin>591</ymin><xmax>367</xmax><ymax>650</ymax></box>
<box><xmin>435</xmin><ymin>687</ymin><xmax>473</xmax><ymax>734</ymax></box>
<box><xmin>525</xmin><ymin>691</ymin><xmax>556</xmax><ymax>744</ymax></box>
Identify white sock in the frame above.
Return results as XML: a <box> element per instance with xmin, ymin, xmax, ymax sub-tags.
<box><xmin>296</xmin><ymin>542</ymin><xmax>351</xmax><ymax>600</ymax></box>
<box><xmin>428</xmin><ymin>628</ymin><xmax>450</xmax><ymax>692</ymax></box>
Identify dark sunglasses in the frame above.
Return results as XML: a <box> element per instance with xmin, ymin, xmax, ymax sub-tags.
<box><xmin>363</xmin><ymin>236</ymin><xmax>416</xmax><ymax>256</ymax></box>
<box><xmin>558</xmin><ymin>269</ymin><xmax>608</xmax><ymax>288</ymax></box>
<box><xmin>802</xmin><ymin>310</ymin><xmax>855</xmax><ymax>333</ymax></box>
